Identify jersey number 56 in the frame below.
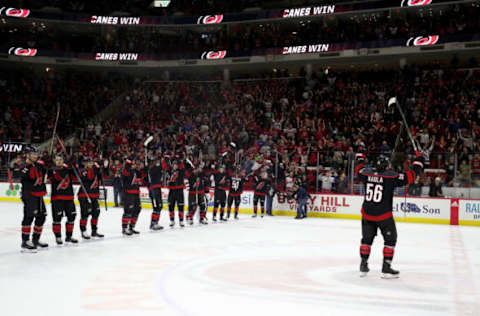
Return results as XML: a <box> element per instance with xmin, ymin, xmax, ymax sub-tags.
<box><xmin>365</xmin><ymin>183</ymin><xmax>383</xmax><ymax>203</ymax></box>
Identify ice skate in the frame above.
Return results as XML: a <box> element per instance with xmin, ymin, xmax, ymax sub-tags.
<box><xmin>360</xmin><ymin>259</ymin><xmax>369</xmax><ymax>277</ymax></box>
<box><xmin>200</xmin><ymin>217</ymin><xmax>208</xmax><ymax>225</ymax></box>
<box><xmin>150</xmin><ymin>223</ymin><xmax>164</xmax><ymax>231</ymax></box>
<box><xmin>81</xmin><ymin>232</ymin><xmax>91</xmax><ymax>240</ymax></box>
<box><xmin>33</xmin><ymin>239</ymin><xmax>48</xmax><ymax>249</ymax></box>
<box><xmin>91</xmin><ymin>230</ymin><xmax>104</xmax><ymax>238</ymax></box>
<box><xmin>129</xmin><ymin>227</ymin><xmax>140</xmax><ymax>234</ymax></box>
<box><xmin>55</xmin><ymin>237</ymin><xmax>63</xmax><ymax>245</ymax></box>
<box><xmin>381</xmin><ymin>262</ymin><xmax>400</xmax><ymax>279</ymax></box>
<box><xmin>65</xmin><ymin>237</ymin><xmax>79</xmax><ymax>245</ymax></box>
<box><xmin>21</xmin><ymin>241</ymin><xmax>37</xmax><ymax>253</ymax></box>
<box><xmin>122</xmin><ymin>227</ymin><xmax>133</xmax><ymax>236</ymax></box>
<box><xmin>169</xmin><ymin>219</ymin><xmax>175</xmax><ymax>228</ymax></box>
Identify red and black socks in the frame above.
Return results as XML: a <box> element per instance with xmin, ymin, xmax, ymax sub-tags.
<box><xmin>53</xmin><ymin>222</ymin><xmax>62</xmax><ymax>238</ymax></box>
<box><xmin>360</xmin><ymin>244</ymin><xmax>371</xmax><ymax>260</ymax></box>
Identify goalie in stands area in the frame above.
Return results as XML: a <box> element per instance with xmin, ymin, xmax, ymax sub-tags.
<box><xmin>355</xmin><ymin>153</ymin><xmax>424</xmax><ymax>279</ymax></box>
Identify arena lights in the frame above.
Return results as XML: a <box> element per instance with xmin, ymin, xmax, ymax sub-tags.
<box><xmin>152</xmin><ymin>0</ymin><xmax>171</xmax><ymax>7</ymax></box>
<box><xmin>8</xmin><ymin>47</ymin><xmax>37</xmax><ymax>56</ymax></box>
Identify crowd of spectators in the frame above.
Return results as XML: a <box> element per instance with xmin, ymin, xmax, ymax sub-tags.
<box><xmin>0</xmin><ymin>68</ymin><xmax>131</xmax><ymax>147</ymax></box>
<box><xmin>2</xmin><ymin>65</ymin><xmax>480</xmax><ymax>194</ymax></box>
<box><xmin>3</xmin><ymin>2</ymin><xmax>479</xmax><ymax>56</ymax></box>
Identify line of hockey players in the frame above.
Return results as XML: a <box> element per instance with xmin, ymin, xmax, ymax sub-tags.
<box><xmin>10</xmin><ymin>145</ymin><xmax>276</xmax><ymax>253</ymax></box>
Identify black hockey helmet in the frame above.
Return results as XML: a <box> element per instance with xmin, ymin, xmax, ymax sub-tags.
<box><xmin>376</xmin><ymin>155</ymin><xmax>389</xmax><ymax>172</ymax></box>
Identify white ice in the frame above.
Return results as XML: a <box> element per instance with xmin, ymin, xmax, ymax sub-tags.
<box><xmin>0</xmin><ymin>201</ymin><xmax>479</xmax><ymax>316</ymax></box>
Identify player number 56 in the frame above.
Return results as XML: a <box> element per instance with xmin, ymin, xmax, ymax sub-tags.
<box><xmin>366</xmin><ymin>183</ymin><xmax>383</xmax><ymax>203</ymax></box>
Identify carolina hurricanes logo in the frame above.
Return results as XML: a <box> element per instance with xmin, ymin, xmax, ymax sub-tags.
<box><xmin>194</xmin><ymin>178</ymin><xmax>200</xmax><ymax>189</ymax></box>
<box><xmin>91</xmin><ymin>176</ymin><xmax>99</xmax><ymax>189</ymax></box>
<box><xmin>256</xmin><ymin>182</ymin><xmax>265</xmax><ymax>191</ymax></box>
<box><xmin>170</xmin><ymin>172</ymin><xmax>178</xmax><ymax>184</ymax></box>
<box><xmin>132</xmin><ymin>173</ymin><xmax>143</xmax><ymax>185</ymax></box>
<box><xmin>57</xmin><ymin>175</ymin><xmax>70</xmax><ymax>190</ymax></box>
<box><xmin>32</xmin><ymin>167</ymin><xmax>43</xmax><ymax>186</ymax></box>
<box><xmin>8</xmin><ymin>47</ymin><xmax>37</xmax><ymax>57</ymax></box>
<box><xmin>201</xmin><ymin>51</ymin><xmax>227</xmax><ymax>60</ymax></box>
<box><xmin>1</xmin><ymin>7</ymin><xmax>30</xmax><ymax>18</ymax></box>
<box><xmin>406</xmin><ymin>35</ymin><xmax>439</xmax><ymax>46</ymax></box>
<box><xmin>220</xmin><ymin>176</ymin><xmax>226</xmax><ymax>185</ymax></box>
<box><xmin>197</xmin><ymin>15</ymin><xmax>223</xmax><ymax>24</ymax></box>
<box><xmin>401</xmin><ymin>0</ymin><xmax>432</xmax><ymax>6</ymax></box>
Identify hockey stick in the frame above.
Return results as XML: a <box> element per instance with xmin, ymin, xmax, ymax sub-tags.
<box><xmin>388</xmin><ymin>97</ymin><xmax>418</xmax><ymax>154</ymax></box>
<box><xmin>56</xmin><ymin>136</ymin><xmax>92</xmax><ymax>204</ymax></box>
<box><xmin>388</xmin><ymin>97</ymin><xmax>420</xmax><ymax>218</ymax></box>
<box><xmin>49</xmin><ymin>104</ymin><xmax>61</xmax><ymax>155</ymax></box>
<box><xmin>100</xmin><ymin>152</ymin><xmax>108</xmax><ymax>212</ymax></box>
<box><xmin>7</xmin><ymin>149</ymin><xmax>14</xmax><ymax>190</ymax></box>
<box><xmin>144</xmin><ymin>136</ymin><xmax>157</xmax><ymax>209</ymax></box>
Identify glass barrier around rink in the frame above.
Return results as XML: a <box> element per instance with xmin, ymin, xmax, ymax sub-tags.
<box><xmin>348</xmin><ymin>151</ymin><xmax>480</xmax><ymax>199</ymax></box>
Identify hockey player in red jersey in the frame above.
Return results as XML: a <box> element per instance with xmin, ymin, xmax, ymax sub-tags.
<box><xmin>252</xmin><ymin>171</ymin><xmax>270</xmax><ymax>218</ymax></box>
<box><xmin>186</xmin><ymin>162</ymin><xmax>209</xmax><ymax>225</ymax></box>
<box><xmin>227</xmin><ymin>167</ymin><xmax>245</xmax><ymax>220</ymax></box>
<box><xmin>11</xmin><ymin>146</ymin><xmax>49</xmax><ymax>252</ymax></box>
<box><xmin>355</xmin><ymin>153</ymin><xmax>424</xmax><ymax>278</ymax></box>
<box><xmin>166</xmin><ymin>159</ymin><xmax>186</xmax><ymax>228</ymax></box>
<box><xmin>78</xmin><ymin>157</ymin><xmax>104</xmax><ymax>239</ymax></box>
<box><xmin>121</xmin><ymin>157</ymin><xmax>146</xmax><ymax>235</ymax></box>
<box><xmin>212</xmin><ymin>165</ymin><xmax>229</xmax><ymax>222</ymax></box>
<box><xmin>147</xmin><ymin>154</ymin><xmax>164</xmax><ymax>231</ymax></box>
<box><xmin>48</xmin><ymin>153</ymin><xmax>78</xmax><ymax>245</ymax></box>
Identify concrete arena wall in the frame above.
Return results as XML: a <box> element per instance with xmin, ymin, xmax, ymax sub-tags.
<box><xmin>1</xmin><ymin>182</ymin><xmax>479</xmax><ymax>227</ymax></box>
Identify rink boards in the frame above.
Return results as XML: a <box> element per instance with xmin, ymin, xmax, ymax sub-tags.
<box><xmin>1</xmin><ymin>182</ymin><xmax>479</xmax><ymax>226</ymax></box>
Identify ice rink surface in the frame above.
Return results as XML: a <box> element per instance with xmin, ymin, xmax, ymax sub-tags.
<box><xmin>0</xmin><ymin>201</ymin><xmax>479</xmax><ymax>316</ymax></box>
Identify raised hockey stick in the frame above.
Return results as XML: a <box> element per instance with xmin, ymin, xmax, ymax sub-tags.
<box><xmin>388</xmin><ymin>97</ymin><xmax>418</xmax><ymax>155</ymax></box>
<box><xmin>388</xmin><ymin>97</ymin><xmax>418</xmax><ymax>218</ymax></box>
<box><xmin>100</xmin><ymin>152</ymin><xmax>108</xmax><ymax>212</ymax></box>
<box><xmin>7</xmin><ymin>149</ymin><xmax>14</xmax><ymax>190</ymax></box>
<box><xmin>48</xmin><ymin>104</ymin><xmax>61</xmax><ymax>155</ymax></box>
<box><xmin>144</xmin><ymin>136</ymin><xmax>157</xmax><ymax>209</ymax></box>
<box><xmin>57</xmin><ymin>136</ymin><xmax>92</xmax><ymax>204</ymax></box>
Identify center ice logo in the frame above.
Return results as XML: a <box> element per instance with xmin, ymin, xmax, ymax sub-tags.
<box><xmin>6</xmin><ymin>184</ymin><xmax>20</xmax><ymax>197</ymax></box>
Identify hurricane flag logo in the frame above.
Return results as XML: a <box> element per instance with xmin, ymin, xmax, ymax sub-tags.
<box><xmin>197</xmin><ymin>15</ymin><xmax>223</xmax><ymax>24</ymax></box>
<box><xmin>0</xmin><ymin>7</ymin><xmax>30</xmax><ymax>18</ymax></box>
<box><xmin>406</xmin><ymin>35</ymin><xmax>439</xmax><ymax>46</ymax></box>
<box><xmin>201</xmin><ymin>51</ymin><xmax>227</xmax><ymax>60</ymax></box>
<box><xmin>8</xmin><ymin>47</ymin><xmax>37</xmax><ymax>56</ymax></box>
<box><xmin>401</xmin><ymin>0</ymin><xmax>433</xmax><ymax>7</ymax></box>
